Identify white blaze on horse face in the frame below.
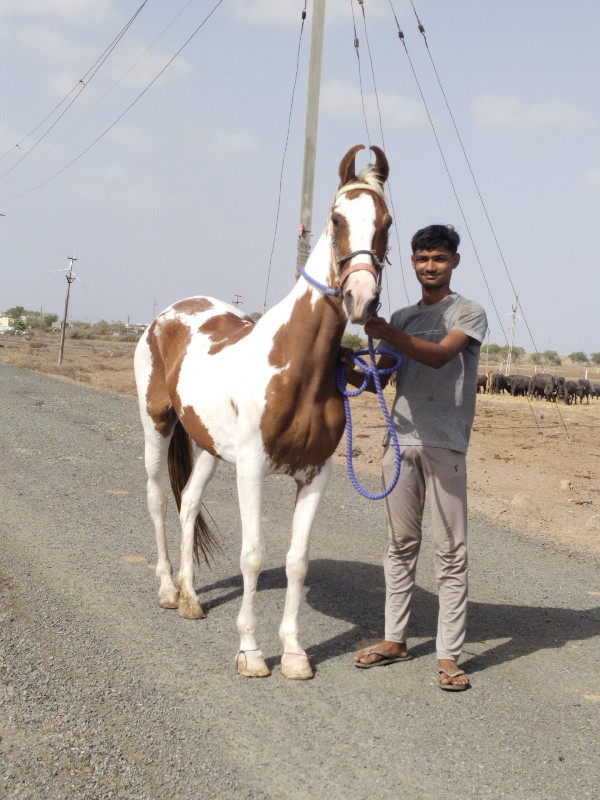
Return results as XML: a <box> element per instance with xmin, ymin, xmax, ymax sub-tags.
<box><xmin>334</xmin><ymin>192</ymin><xmax>381</xmax><ymax>324</ymax></box>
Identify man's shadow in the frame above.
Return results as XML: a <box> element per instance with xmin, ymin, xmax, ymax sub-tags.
<box><xmin>200</xmin><ymin>559</ymin><xmax>600</xmax><ymax>672</ymax></box>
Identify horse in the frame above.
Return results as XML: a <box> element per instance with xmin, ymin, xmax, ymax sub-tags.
<box><xmin>134</xmin><ymin>144</ymin><xmax>392</xmax><ymax>679</ymax></box>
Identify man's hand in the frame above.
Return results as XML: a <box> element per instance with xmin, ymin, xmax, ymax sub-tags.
<box><xmin>339</xmin><ymin>345</ymin><xmax>354</xmax><ymax>368</ymax></box>
<box><xmin>364</xmin><ymin>315</ymin><xmax>391</xmax><ymax>341</ymax></box>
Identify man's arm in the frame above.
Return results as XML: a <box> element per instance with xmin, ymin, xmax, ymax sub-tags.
<box><xmin>365</xmin><ymin>315</ymin><xmax>471</xmax><ymax>369</ymax></box>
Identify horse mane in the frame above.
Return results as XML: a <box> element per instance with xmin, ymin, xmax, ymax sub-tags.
<box><xmin>357</xmin><ymin>161</ymin><xmax>385</xmax><ymax>189</ymax></box>
<box><xmin>335</xmin><ymin>162</ymin><xmax>386</xmax><ymax>202</ymax></box>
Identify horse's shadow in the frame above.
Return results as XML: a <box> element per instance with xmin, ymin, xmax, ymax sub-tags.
<box><xmin>200</xmin><ymin>559</ymin><xmax>600</xmax><ymax>672</ymax></box>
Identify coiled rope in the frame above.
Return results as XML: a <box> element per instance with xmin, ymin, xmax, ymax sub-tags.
<box><xmin>337</xmin><ymin>338</ymin><xmax>403</xmax><ymax>499</ymax></box>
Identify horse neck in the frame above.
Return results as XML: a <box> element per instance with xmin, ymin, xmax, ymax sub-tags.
<box><xmin>302</xmin><ymin>229</ymin><xmax>332</xmax><ymax>287</ymax></box>
<box><xmin>267</xmin><ymin>230</ymin><xmax>346</xmax><ymax>384</ymax></box>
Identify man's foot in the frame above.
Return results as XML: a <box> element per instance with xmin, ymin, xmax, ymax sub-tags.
<box><xmin>437</xmin><ymin>658</ymin><xmax>470</xmax><ymax>691</ymax></box>
<box><xmin>354</xmin><ymin>641</ymin><xmax>412</xmax><ymax>669</ymax></box>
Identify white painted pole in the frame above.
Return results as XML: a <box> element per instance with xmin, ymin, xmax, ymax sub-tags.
<box><xmin>296</xmin><ymin>0</ymin><xmax>326</xmax><ymax>272</ymax></box>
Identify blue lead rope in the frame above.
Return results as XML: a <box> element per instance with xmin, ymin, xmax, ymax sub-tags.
<box><xmin>336</xmin><ymin>338</ymin><xmax>403</xmax><ymax>500</ymax></box>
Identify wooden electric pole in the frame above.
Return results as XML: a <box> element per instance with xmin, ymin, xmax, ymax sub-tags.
<box><xmin>58</xmin><ymin>255</ymin><xmax>77</xmax><ymax>366</ymax></box>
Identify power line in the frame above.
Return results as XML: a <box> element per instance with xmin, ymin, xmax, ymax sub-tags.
<box><xmin>5</xmin><ymin>0</ymin><xmax>225</xmax><ymax>202</ymax></box>
<box><xmin>0</xmin><ymin>0</ymin><xmax>150</xmax><ymax>181</ymax></box>
<box><xmin>263</xmin><ymin>1</ymin><xmax>310</xmax><ymax>313</ymax></box>
<box><xmin>1</xmin><ymin>0</ymin><xmax>198</xmax><ymax>189</ymax></box>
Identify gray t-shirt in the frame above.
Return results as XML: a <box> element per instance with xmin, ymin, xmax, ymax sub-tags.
<box><xmin>380</xmin><ymin>292</ymin><xmax>488</xmax><ymax>453</ymax></box>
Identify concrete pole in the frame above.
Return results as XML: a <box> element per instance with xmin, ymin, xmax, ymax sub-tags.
<box><xmin>296</xmin><ymin>0</ymin><xmax>326</xmax><ymax>272</ymax></box>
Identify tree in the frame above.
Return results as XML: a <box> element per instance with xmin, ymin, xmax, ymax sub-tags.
<box><xmin>569</xmin><ymin>351</ymin><xmax>588</xmax><ymax>363</ymax></box>
<box><xmin>10</xmin><ymin>317</ymin><xmax>26</xmax><ymax>333</ymax></box>
<box><xmin>43</xmin><ymin>313</ymin><xmax>59</xmax><ymax>328</ymax></box>
<box><xmin>510</xmin><ymin>346</ymin><xmax>526</xmax><ymax>364</ymax></box>
<box><xmin>590</xmin><ymin>352</ymin><xmax>600</xmax><ymax>365</ymax></box>
<box><xmin>6</xmin><ymin>305</ymin><xmax>26</xmax><ymax>320</ymax></box>
<box><xmin>543</xmin><ymin>350</ymin><xmax>561</xmax><ymax>366</ymax></box>
<box><xmin>341</xmin><ymin>333</ymin><xmax>365</xmax><ymax>351</ymax></box>
<box><xmin>482</xmin><ymin>342</ymin><xmax>502</xmax><ymax>357</ymax></box>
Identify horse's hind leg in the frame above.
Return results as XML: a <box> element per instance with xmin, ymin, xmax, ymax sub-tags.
<box><xmin>177</xmin><ymin>448</ymin><xmax>218</xmax><ymax>620</ymax></box>
<box><xmin>279</xmin><ymin>460</ymin><xmax>332</xmax><ymax>680</ymax></box>
<box><xmin>143</xmin><ymin>428</ymin><xmax>180</xmax><ymax>609</ymax></box>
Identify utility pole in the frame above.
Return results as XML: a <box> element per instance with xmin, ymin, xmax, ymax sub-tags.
<box><xmin>233</xmin><ymin>294</ymin><xmax>244</xmax><ymax>308</ymax></box>
<box><xmin>296</xmin><ymin>0</ymin><xmax>326</xmax><ymax>272</ymax></box>
<box><xmin>58</xmin><ymin>255</ymin><xmax>77</xmax><ymax>366</ymax></box>
<box><xmin>505</xmin><ymin>295</ymin><xmax>518</xmax><ymax>377</ymax></box>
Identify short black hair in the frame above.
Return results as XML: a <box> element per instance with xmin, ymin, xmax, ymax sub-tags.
<box><xmin>411</xmin><ymin>224</ymin><xmax>460</xmax><ymax>255</ymax></box>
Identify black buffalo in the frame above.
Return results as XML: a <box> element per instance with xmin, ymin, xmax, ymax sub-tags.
<box><xmin>529</xmin><ymin>373</ymin><xmax>555</xmax><ymax>400</ymax></box>
<box><xmin>508</xmin><ymin>375</ymin><xmax>530</xmax><ymax>397</ymax></box>
<box><xmin>490</xmin><ymin>373</ymin><xmax>509</xmax><ymax>394</ymax></box>
<box><xmin>562</xmin><ymin>380</ymin><xmax>578</xmax><ymax>404</ymax></box>
<box><xmin>576</xmin><ymin>379</ymin><xmax>591</xmax><ymax>404</ymax></box>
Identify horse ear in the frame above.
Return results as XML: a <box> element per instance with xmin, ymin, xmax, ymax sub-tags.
<box><xmin>338</xmin><ymin>144</ymin><xmax>365</xmax><ymax>188</ymax></box>
<box><xmin>369</xmin><ymin>146</ymin><xmax>389</xmax><ymax>186</ymax></box>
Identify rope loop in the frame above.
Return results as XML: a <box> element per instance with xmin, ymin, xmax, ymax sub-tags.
<box><xmin>337</xmin><ymin>337</ymin><xmax>403</xmax><ymax>500</ymax></box>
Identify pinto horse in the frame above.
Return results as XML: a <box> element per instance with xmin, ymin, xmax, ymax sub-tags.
<box><xmin>134</xmin><ymin>144</ymin><xmax>391</xmax><ymax>679</ymax></box>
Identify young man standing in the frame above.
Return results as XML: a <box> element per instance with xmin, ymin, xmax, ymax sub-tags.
<box><xmin>352</xmin><ymin>224</ymin><xmax>487</xmax><ymax>690</ymax></box>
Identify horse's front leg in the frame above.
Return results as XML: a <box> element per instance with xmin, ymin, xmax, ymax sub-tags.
<box><xmin>279</xmin><ymin>460</ymin><xmax>332</xmax><ymax>680</ymax></box>
<box><xmin>235</xmin><ymin>458</ymin><xmax>270</xmax><ymax>677</ymax></box>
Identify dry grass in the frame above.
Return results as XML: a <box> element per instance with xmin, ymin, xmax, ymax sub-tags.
<box><xmin>0</xmin><ymin>336</ymin><xmax>138</xmax><ymax>395</ymax></box>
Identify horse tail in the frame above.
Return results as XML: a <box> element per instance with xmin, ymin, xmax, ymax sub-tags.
<box><xmin>167</xmin><ymin>421</ymin><xmax>220</xmax><ymax>567</ymax></box>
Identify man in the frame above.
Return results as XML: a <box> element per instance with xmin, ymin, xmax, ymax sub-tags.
<box><xmin>352</xmin><ymin>224</ymin><xmax>487</xmax><ymax>691</ymax></box>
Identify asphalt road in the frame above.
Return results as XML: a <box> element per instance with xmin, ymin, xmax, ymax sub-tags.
<box><xmin>1</xmin><ymin>364</ymin><xmax>599</xmax><ymax>799</ymax></box>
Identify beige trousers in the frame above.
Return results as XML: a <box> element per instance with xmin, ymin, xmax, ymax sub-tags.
<box><xmin>382</xmin><ymin>444</ymin><xmax>468</xmax><ymax>662</ymax></box>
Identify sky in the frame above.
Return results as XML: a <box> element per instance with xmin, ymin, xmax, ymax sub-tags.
<box><xmin>0</xmin><ymin>0</ymin><xmax>598</xmax><ymax>356</ymax></box>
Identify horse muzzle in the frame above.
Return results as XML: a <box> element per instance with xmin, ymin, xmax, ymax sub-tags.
<box><xmin>342</xmin><ymin>267</ymin><xmax>381</xmax><ymax>324</ymax></box>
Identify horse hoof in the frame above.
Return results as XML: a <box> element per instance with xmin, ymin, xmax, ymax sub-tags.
<box><xmin>281</xmin><ymin>653</ymin><xmax>314</xmax><ymax>680</ymax></box>
<box><xmin>177</xmin><ymin>597</ymin><xmax>206</xmax><ymax>619</ymax></box>
<box><xmin>236</xmin><ymin>651</ymin><xmax>271</xmax><ymax>678</ymax></box>
<box><xmin>158</xmin><ymin>589</ymin><xmax>179</xmax><ymax>609</ymax></box>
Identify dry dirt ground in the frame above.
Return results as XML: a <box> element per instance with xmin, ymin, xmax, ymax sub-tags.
<box><xmin>2</xmin><ymin>336</ymin><xmax>600</xmax><ymax>557</ymax></box>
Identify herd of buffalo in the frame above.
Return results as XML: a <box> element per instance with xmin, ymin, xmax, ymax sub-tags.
<box><xmin>478</xmin><ymin>372</ymin><xmax>600</xmax><ymax>404</ymax></box>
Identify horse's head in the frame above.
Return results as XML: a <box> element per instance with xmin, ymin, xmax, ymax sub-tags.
<box><xmin>331</xmin><ymin>144</ymin><xmax>391</xmax><ymax>325</ymax></box>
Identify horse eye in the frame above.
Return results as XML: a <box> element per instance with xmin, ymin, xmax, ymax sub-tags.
<box><xmin>331</xmin><ymin>213</ymin><xmax>341</xmax><ymax>227</ymax></box>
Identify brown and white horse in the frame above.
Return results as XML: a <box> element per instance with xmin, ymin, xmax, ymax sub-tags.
<box><xmin>134</xmin><ymin>144</ymin><xmax>391</xmax><ymax>679</ymax></box>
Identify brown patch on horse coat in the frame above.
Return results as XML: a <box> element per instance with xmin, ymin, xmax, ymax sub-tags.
<box><xmin>144</xmin><ymin>318</ymin><xmax>188</xmax><ymax>437</ymax></box>
<box><xmin>179</xmin><ymin>405</ymin><xmax>219</xmax><ymax>457</ymax></box>
<box><xmin>260</xmin><ymin>293</ymin><xmax>346</xmax><ymax>479</ymax></box>
<box><xmin>145</xmin><ymin>314</ymin><xmax>217</xmax><ymax>455</ymax></box>
<box><xmin>200</xmin><ymin>312</ymin><xmax>255</xmax><ymax>355</ymax></box>
<box><xmin>171</xmin><ymin>297</ymin><xmax>214</xmax><ymax>316</ymax></box>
